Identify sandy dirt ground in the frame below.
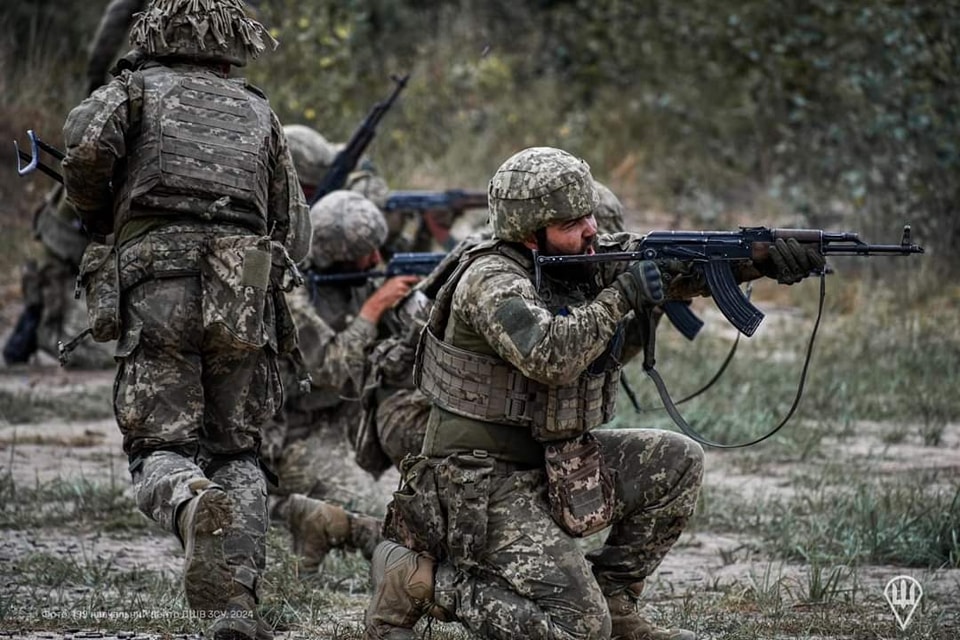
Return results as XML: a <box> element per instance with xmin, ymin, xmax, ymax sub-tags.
<box><xmin>2</xmin><ymin>359</ymin><xmax>957</xmax><ymax>639</ymax></box>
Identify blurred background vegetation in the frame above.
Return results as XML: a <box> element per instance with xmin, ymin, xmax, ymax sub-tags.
<box><xmin>0</xmin><ymin>0</ymin><xmax>957</xmax><ymax>284</ymax></box>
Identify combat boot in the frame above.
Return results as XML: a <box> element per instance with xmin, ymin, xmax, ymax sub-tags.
<box><xmin>176</xmin><ymin>478</ymin><xmax>233</xmax><ymax>616</ymax></box>
<box><xmin>286</xmin><ymin>494</ymin><xmax>384</xmax><ymax>571</ymax></box>
<box><xmin>364</xmin><ymin>541</ymin><xmax>439</xmax><ymax>640</ymax></box>
<box><xmin>207</xmin><ymin>586</ymin><xmax>274</xmax><ymax>640</ymax></box>
<box><xmin>607</xmin><ymin>583</ymin><xmax>696</xmax><ymax>640</ymax></box>
<box><xmin>285</xmin><ymin>493</ymin><xmax>351</xmax><ymax>572</ymax></box>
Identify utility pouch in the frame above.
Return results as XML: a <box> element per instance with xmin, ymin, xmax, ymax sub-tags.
<box><xmin>544</xmin><ymin>432</ymin><xmax>615</xmax><ymax>537</ymax></box>
<box><xmin>200</xmin><ymin>235</ymin><xmax>271</xmax><ymax>350</ymax></box>
<box><xmin>383</xmin><ymin>455</ymin><xmax>447</xmax><ymax>557</ymax></box>
<box><xmin>435</xmin><ymin>452</ymin><xmax>495</xmax><ymax>568</ymax></box>
<box><xmin>78</xmin><ymin>242</ymin><xmax>121</xmax><ymax>342</ymax></box>
<box><xmin>530</xmin><ymin>370</ymin><xmax>610</xmax><ymax>442</ymax></box>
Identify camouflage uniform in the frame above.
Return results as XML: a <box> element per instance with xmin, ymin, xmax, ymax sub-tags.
<box><xmin>61</xmin><ymin>2</ymin><xmax>305</xmax><ymax>638</ymax></box>
<box><xmin>265</xmin><ymin>190</ymin><xmax>395</xmax><ymax>569</ymax></box>
<box><xmin>366</xmin><ymin>148</ymin><xmax>705</xmax><ymax>640</ymax></box>
<box><xmin>362</xmin><ymin>178</ymin><xmax>623</xmax><ymax>465</ymax></box>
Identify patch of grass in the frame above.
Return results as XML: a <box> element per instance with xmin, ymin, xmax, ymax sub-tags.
<box><xmin>0</xmin><ymin>472</ymin><xmax>146</xmax><ymax>531</ymax></box>
<box><xmin>0</xmin><ymin>384</ymin><xmax>114</xmax><ymax>425</ymax></box>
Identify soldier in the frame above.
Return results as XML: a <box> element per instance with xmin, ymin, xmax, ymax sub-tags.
<box><xmin>363</xmin><ymin>147</ymin><xmax>824</xmax><ymax>640</ymax></box>
<box><xmin>269</xmin><ymin>188</ymin><xmax>418</xmax><ymax>573</ymax></box>
<box><xmin>60</xmin><ymin>2</ymin><xmax>308</xmax><ymax>639</ymax></box>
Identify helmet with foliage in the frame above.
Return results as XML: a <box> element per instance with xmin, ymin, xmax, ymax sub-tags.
<box><xmin>308</xmin><ymin>190</ymin><xmax>388</xmax><ymax>269</ymax></box>
<box><xmin>129</xmin><ymin>0</ymin><xmax>277</xmax><ymax>67</ymax></box>
<box><xmin>284</xmin><ymin>125</ymin><xmax>337</xmax><ymax>186</ymax></box>
<box><xmin>488</xmin><ymin>147</ymin><xmax>599</xmax><ymax>242</ymax></box>
<box><xmin>592</xmin><ymin>180</ymin><xmax>626</xmax><ymax>234</ymax></box>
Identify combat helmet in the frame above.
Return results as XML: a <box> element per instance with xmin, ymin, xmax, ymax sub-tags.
<box><xmin>592</xmin><ymin>180</ymin><xmax>626</xmax><ymax>234</ymax></box>
<box><xmin>129</xmin><ymin>0</ymin><xmax>277</xmax><ymax>67</ymax></box>
<box><xmin>284</xmin><ymin>125</ymin><xmax>338</xmax><ymax>186</ymax></box>
<box><xmin>488</xmin><ymin>147</ymin><xmax>599</xmax><ymax>242</ymax></box>
<box><xmin>346</xmin><ymin>168</ymin><xmax>390</xmax><ymax>210</ymax></box>
<box><xmin>309</xmin><ymin>191</ymin><xmax>388</xmax><ymax>269</ymax></box>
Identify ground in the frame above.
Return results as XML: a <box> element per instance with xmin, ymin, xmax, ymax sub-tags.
<box><xmin>1</xmin><ymin>349</ymin><xmax>957</xmax><ymax>639</ymax></box>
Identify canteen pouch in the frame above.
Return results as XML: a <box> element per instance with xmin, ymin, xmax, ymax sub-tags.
<box><xmin>383</xmin><ymin>455</ymin><xmax>447</xmax><ymax>557</ymax></box>
<box><xmin>201</xmin><ymin>235</ymin><xmax>271</xmax><ymax>350</ymax></box>
<box><xmin>544</xmin><ymin>432</ymin><xmax>615</xmax><ymax>537</ymax></box>
<box><xmin>78</xmin><ymin>243</ymin><xmax>121</xmax><ymax>342</ymax></box>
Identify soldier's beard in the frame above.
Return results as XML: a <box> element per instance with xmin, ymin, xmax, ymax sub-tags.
<box><xmin>537</xmin><ymin>235</ymin><xmax>599</xmax><ymax>284</ymax></box>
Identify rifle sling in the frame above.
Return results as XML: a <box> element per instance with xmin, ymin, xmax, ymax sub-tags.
<box><xmin>640</xmin><ymin>274</ymin><xmax>826</xmax><ymax>449</ymax></box>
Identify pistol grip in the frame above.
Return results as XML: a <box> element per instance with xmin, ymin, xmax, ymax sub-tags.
<box><xmin>703</xmin><ymin>261</ymin><xmax>764</xmax><ymax>336</ymax></box>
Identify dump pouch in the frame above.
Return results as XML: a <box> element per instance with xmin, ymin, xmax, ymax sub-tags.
<box><xmin>78</xmin><ymin>242</ymin><xmax>121</xmax><ymax>342</ymax></box>
<box><xmin>383</xmin><ymin>455</ymin><xmax>447</xmax><ymax>558</ymax></box>
<box><xmin>544</xmin><ymin>432</ymin><xmax>615</xmax><ymax>537</ymax></box>
<box><xmin>200</xmin><ymin>235</ymin><xmax>271</xmax><ymax>350</ymax></box>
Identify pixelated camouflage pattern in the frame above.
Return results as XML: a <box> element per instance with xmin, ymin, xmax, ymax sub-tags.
<box><xmin>346</xmin><ymin>169</ymin><xmax>390</xmax><ymax>209</ymax></box>
<box><xmin>263</xmin><ymin>280</ymin><xmax>379</xmax><ymax>503</ymax></box>
<box><xmin>113</xmin><ymin>232</ymin><xmax>283</xmax><ymax>458</ymax></box>
<box><xmin>445</xmin><ymin>248</ymin><xmax>631</xmax><ymax>386</ymax></box>
<box><xmin>62</xmin><ymin>66</ymin><xmax>310</xmax><ymax>260</ymax></box>
<box><xmin>132</xmin><ymin>449</ymin><xmax>268</xmax><ymax>615</ymax></box>
<box><xmin>307</xmin><ymin>190</ymin><xmax>388</xmax><ymax>269</ymax></box>
<box><xmin>200</xmin><ymin>235</ymin><xmax>272</xmax><ymax>351</ymax></box>
<box><xmin>593</xmin><ymin>180</ymin><xmax>626</xmax><ymax>234</ymax></box>
<box><xmin>488</xmin><ymin>147</ymin><xmax>600</xmax><ymax>242</ymax></box>
<box><xmin>129</xmin><ymin>0</ymin><xmax>276</xmax><ymax>67</ymax></box>
<box><xmin>375</xmin><ymin>389</ymin><xmax>431</xmax><ymax>467</ymax></box>
<box><xmin>419</xmin><ymin>429</ymin><xmax>703</xmax><ymax>639</ymax></box>
<box><xmin>284</xmin><ymin>124</ymin><xmax>337</xmax><ymax>186</ymax></box>
<box><xmin>544</xmin><ymin>434</ymin><xmax>615</xmax><ymax>537</ymax></box>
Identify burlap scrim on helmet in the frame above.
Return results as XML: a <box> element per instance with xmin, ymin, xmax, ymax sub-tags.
<box><xmin>308</xmin><ymin>190</ymin><xmax>388</xmax><ymax>269</ymax></box>
<box><xmin>488</xmin><ymin>146</ymin><xmax>599</xmax><ymax>242</ymax></box>
<box><xmin>129</xmin><ymin>0</ymin><xmax>278</xmax><ymax>67</ymax></box>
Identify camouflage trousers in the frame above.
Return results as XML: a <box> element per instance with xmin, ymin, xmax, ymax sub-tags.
<box><xmin>375</xmin><ymin>388</ymin><xmax>430</xmax><ymax>469</ymax></box>
<box><xmin>432</xmin><ymin>429</ymin><xmax>704</xmax><ymax>640</ymax></box>
<box><xmin>115</xmin><ymin>274</ymin><xmax>280</xmax><ymax>600</ymax></box>
<box><xmin>132</xmin><ymin>449</ymin><xmax>268</xmax><ymax>598</ymax></box>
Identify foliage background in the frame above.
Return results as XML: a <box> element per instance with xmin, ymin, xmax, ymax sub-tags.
<box><xmin>1</xmin><ymin>0</ymin><xmax>957</xmax><ymax>281</ymax></box>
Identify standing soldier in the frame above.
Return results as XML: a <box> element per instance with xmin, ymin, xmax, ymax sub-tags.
<box><xmin>60</xmin><ymin>1</ymin><xmax>309</xmax><ymax>639</ymax></box>
<box><xmin>363</xmin><ymin>147</ymin><xmax>824</xmax><ymax>640</ymax></box>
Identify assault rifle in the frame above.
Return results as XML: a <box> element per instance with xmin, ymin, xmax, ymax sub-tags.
<box><xmin>14</xmin><ymin>129</ymin><xmax>64</xmax><ymax>183</ymax></box>
<box><xmin>308</xmin><ymin>73</ymin><xmax>409</xmax><ymax>206</ymax></box>
<box><xmin>383</xmin><ymin>189</ymin><xmax>488</xmax><ymax>214</ymax></box>
<box><xmin>306</xmin><ymin>252</ymin><xmax>446</xmax><ymax>285</ymax></box>
<box><xmin>537</xmin><ymin>225</ymin><xmax>924</xmax><ymax>449</ymax></box>
<box><xmin>536</xmin><ymin>225</ymin><xmax>924</xmax><ymax>337</ymax></box>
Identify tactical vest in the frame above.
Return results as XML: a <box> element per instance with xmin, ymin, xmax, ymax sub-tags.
<box><xmin>416</xmin><ymin>240</ymin><xmax>621</xmax><ymax>460</ymax></box>
<box><xmin>114</xmin><ymin>65</ymin><xmax>273</xmax><ymax>235</ymax></box>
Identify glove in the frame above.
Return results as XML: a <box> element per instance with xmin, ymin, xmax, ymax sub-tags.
<box><xmin>613</xmin><ymin>260</ymin><xmax>665</xmax><ymax>312</ymax></box>
<box><xmin>767</xmin><ymin>237</ymin><xmax>826</xmax><ymax>285</ymax></box>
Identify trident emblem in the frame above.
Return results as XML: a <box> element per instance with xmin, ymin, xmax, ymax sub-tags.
<box><xmin>883</xmin><ymin>575</ymin><xmax>923</xmax><ymax>631</ymax></box>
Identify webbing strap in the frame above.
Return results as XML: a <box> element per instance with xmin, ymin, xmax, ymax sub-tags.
<box><xmin>642</xmin><ymin>274</ymin><xmax>826</xmax><ymax>449</ymax></box>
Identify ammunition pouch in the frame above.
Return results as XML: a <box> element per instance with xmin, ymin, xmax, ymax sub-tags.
<box><xmin>544</xmin><ymin>432</ymin><xmax>615</xmax><ymax>537</ymax></box>
<box><xmin>78</xmin><ymin>243</ymin><xmax>121</xmax><ymax>342</ymax></box>
<box><xmin>436</xmin><ymin>452</ymin><xmax>494</xmax><ymax>568</ymax></box>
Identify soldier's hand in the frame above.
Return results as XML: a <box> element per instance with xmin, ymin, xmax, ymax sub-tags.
<box><xmin>767</xmin><ymin>238</ymin><xmax>826</xmax><ymax>285</ymax></box>
<box><xmin>360</xmin><ymin>275</ymin><xmax>420</xmax><ymax>324</ymax></box>
<box><xmin>613</xmin><ymin>260</ymin><xmax>665</xmax><ymax>313</ymax></box>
